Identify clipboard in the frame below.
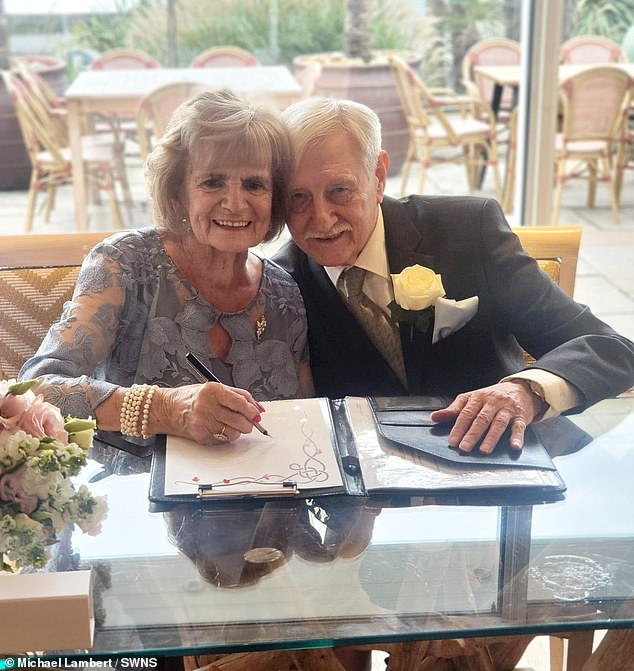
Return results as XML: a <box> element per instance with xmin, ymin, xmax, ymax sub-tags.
<box><xmin>147</xmin><ymin>396</ymin><xmax>567</xmax><ymax>510</ymax></box>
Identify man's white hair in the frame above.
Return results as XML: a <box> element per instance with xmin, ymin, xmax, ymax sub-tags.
<box><xmin>282</xmin><ymin>97</ymin><xmax>382</xmax><ymax>174</ymax></box>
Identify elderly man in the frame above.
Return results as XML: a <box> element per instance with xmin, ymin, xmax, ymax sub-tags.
<box><xmin>274</xmin><ymin>97</ymin><xmax>634</xmax><ymax>454</ymax></box>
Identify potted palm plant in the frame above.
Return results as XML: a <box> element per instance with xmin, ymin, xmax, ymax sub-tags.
<box><xmin>293</xmin><ymin>0</ymin><xmax>421</xmax><ymax>174</ymax></box>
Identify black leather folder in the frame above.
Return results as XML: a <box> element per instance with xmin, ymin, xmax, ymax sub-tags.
<box><xmin>148</xmin><ymin>396</ymin><xmax>567</xmax><ymax>510</ymax></box>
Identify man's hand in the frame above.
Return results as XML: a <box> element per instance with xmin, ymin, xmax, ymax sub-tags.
<box><xmin>430</xmin><ymin>380</ymin><xmax>546</xmax><ymax>453</ymax></box>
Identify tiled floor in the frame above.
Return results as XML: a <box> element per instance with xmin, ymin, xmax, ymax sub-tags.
<box><xmin>0</xmin><ymin>152</ymin><xmax>631</xmax><ymax>671</ymax></box>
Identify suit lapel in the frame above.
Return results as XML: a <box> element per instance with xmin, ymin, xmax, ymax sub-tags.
<box><xmin>382</xmin><ymin>198</ymin><xmax>435</xmax><ymax>394</ymax></box>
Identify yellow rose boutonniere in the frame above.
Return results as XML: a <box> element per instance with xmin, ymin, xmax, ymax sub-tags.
<box><xmin>389</xmin><ymin>264</ymin><xmax>445</xmax><ymax>339</ymax></box>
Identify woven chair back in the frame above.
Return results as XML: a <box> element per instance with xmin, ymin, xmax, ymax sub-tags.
<box><xmin>190</xmin><ymin>46</ymin><xmax>260</xmax><ymax>68</ymax></box>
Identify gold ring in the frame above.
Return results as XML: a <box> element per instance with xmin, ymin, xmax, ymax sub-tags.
<box><xmin>212</xmin><ymin>424</ymin><xmax>230</xmax><ymax>442</ymax></box>
<box><xmin>513</xmin><ymin>419</ymin><xmax>527</xmax><ymax>431</ymax></box>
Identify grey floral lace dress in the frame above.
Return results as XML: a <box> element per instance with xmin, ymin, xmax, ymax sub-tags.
<box><xmin>20</xmin><ymin>228</ymin><xmax>309</xmax><ymax>418</ymax></box>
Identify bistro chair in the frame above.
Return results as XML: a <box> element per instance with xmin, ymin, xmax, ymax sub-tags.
<box><xmin>12</xmin><ymin>60</ymin><xmax>70</xmax><ymax>146</ymax></box>
<box><xmin>513</xmin><ymin>224</ymin><xmax>582</xmax><ymax>370</ymax></box>
<box><xmin>190</xmin><ymin>46</ymin><xmax>260</xmax><ymax>68</ymax></box>
<box><xmin>389</xmin><ymin>55</ymin><xmax>502</xmax><ymax>199</ymax></box>
<box><xmin>1</xmin><ymin>72</ymin><xmax>128</xmax><ymax>232</ymax></box>
<box><xmin>512</xmin><ymin>225</ymin><xmax>582</xmax><ymax>298</ymax></box>
<box><xmin>90</xmin><ymin>48</ymin><xmax>161</xmax><ymax>70</ymax></box>
<box><xmin>14</xmin><ymin>59</ymin><xmax>128</xmax><ymax>166</ymax></box>
<box><xmin>90</xmin><ymin>48</ymin><xmax>161</xmax><ymax>152</ymax></box>
<box><xmin>615</xmin><ymin>108</ymin><xmax>634</xmax><ymax>206</ymax></box>
<box><xmin>136</xmin><ymin>81</ymin><xmax>210</xmax><ymax>161</ymax></box>
<box><xmin>501</xmin><ymin>107</ymin><xmax>519</xmax><ymax>213</ymax></box>
<box><xmin>462</xmin><ymin>37</ymin><xmax>521</xmax><ymax>123</ymax></box>
<box><xmin>0</xmin><ymin>231</ymin><xmax>115</xmax><ymax>380</ymax></box>
<box><xmin>560</xmin><ymin>35</ymin><xmax>624</xmax><ymax>64</ymax></box>
<box><xmin>553</xmin><ymin>65</ymin><xmax>632</xmax><ymax>225</ymax></box>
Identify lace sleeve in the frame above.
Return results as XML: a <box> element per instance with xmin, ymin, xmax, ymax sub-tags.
<box><xmin>19</xmin><ymin>242</ymin><xmax>128</xmax><ymax>418</ymax></box>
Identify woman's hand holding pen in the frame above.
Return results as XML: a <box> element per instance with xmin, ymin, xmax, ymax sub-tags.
<box><xmin>150</xmin><ymin>383</ymin><xmax>265</xmax><ymax>446</ymax></box>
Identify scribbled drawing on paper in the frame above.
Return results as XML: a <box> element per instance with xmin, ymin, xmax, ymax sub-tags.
<box><xmin>164</xmin><ymin>398</ymin><xmax>343</xmax><ymax>495</ymax></box>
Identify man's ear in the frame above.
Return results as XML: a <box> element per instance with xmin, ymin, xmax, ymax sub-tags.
<box><xmin>375</xmin><ymin>150</ymin><xmax>389</xmax><ymax>202</ymax></box>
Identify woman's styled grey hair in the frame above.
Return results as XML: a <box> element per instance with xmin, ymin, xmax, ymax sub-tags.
<box><xmin>281</xmin><ymin>97</ymin><xmax>382</xmax><ymax>174</ymax></box>
<box><xmin>146</xmin><ymin>89</ymin><xmax>292</xmax><ymax>240</ymax></box>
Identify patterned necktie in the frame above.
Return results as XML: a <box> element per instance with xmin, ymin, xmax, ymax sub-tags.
<box><xmin>337</xmin><ymin>266</ymin><xmax>407</xmax><ymax>386</ymax></box>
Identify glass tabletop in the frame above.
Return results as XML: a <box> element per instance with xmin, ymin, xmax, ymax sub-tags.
<box><xmin>36</xmin><ymin>396</ymin><xmax>634</xmax><ymax>657</ymax></box>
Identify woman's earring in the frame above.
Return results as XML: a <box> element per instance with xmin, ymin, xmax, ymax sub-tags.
<box><xmin>181</xmin><ymin>218</ymin><xmax>188</xmax><ymax>224</ymax></box>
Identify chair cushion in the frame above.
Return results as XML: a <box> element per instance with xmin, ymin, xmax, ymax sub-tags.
<box><xmin>0</xmin><ymin>266</ymin><xmax>81</xmax><ymax>379</ymax></box>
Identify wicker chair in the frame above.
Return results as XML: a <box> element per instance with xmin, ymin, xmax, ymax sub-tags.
<box><xmin>512</xmin><ymin>224</ymin><xmax>582</xmax><ymax>369</ymax></box>
<box><xmin>90</xmin><ymin>48</ymin><xmax>161</xmax><ymax>70</ymax></box>
<box><xmin>1</xmin><ymin>72</ymin><xmax>128</xmax><ymax>232</ymax></box>
<box><xmin>462</xmin><ymin>37</ymin><xmax>521</xmax><ymax>122</ymax></box>
<box><xmin>389</xmin><ymin>55</ymin><xmax>502</xmax><ymax>199</ymax></box>
<box><xmin>89</xmin><ymin>49</ymin><xmax>161</xmax><ymax>153</ymax></box>
<box><xmin>615</xmin><ymin>105</ymin><xmax>633</xmax><ymax>206</ymax></box>
<box><xmin>0</xmin><ymin>231</ymin><xmax>115</xmax><ymax>380</ymax></box>
<box><xmin>512</xmin><ymin>225</ymin><xmax>582</xmax><ymax>298</ymax></box>
<box><xmin>553</xmin><ymin>65</ymin><xmax>632</xmax><ymax>225</ymax></box>
<box><xmin>190</xmin><ymin>47</ymin><xmax>260</xmax><ymax>68</ymax></box>
<box><xmin>136</xmin><ymin>81</ymin><xmax>211</xmax><ymax>161</ymax></box>
<box><xmin>560</xmin><ymin>35</ymin><xmax>624</xmax><ymax>64</ymax></box>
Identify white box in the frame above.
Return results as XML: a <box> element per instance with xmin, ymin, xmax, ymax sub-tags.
<box><xmin>0</xmin><ymin>570</ymin><xmax>94</xmax><ymax>652</ymax></box>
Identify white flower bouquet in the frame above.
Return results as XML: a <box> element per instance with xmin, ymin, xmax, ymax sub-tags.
<box><xmin>0</xmin><ymin>379</ymin><xmax>107</xmax><ymax>572</ymax></box>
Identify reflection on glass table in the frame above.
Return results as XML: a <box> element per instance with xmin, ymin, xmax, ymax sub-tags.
<box><xmin>35</xmin><ymin>396</ymin><xmax>634</xmax><ymax>658</ymax></box>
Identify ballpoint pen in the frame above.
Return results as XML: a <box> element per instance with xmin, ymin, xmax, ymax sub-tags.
<box><xmin>185</xmin><ymin>351</ymin><xmax>271</xmax><ymax>437</ymax></box>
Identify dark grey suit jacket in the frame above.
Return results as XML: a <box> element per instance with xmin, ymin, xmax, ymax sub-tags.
<box><xmin>274</xmin><ymin>195</ymin><xmax>634</xmax><ymax>408</ymax></box>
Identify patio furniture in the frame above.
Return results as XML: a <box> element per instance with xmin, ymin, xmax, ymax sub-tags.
<box><xmin>13</xmin><ymin>59</ymin><xmax>69</xmax><ymax>145</ymax></box>
<box><xmin>501</xmin><ymin>107</ymin><xmax>518</xmax><ymax>213</ymax></box>
<box><xmin>462</xmin><ymin>37</ymin><xmax>521</xmax><ymax>123</ymax></box>
<box><xmin>90</xmin><ymin>48</ymin><xmax>161</xmax><ymax>70</ymax></box>
<box><xmin>553</xmin><ymin>65</ymin><xmax>632</xmax><ymax>225</ymax></box>
<box><xmin>190</xmin><ymin>46</ymin><xmax>260</xmax><ymax>68</ymax></box>
<box><xmin>0</xmin><ymin>231</ymin><xmax>115</xmax><ymax>379</ymax></box>
<box><xmin>90</xmin><ymin>49</ymin><xmax>162</xmax><ymax>153</ymax></box>
<box><xmin>513</xmin><ymin>225</ymin><xmax>582</xmax><ymax>298</ymax></box>
<box><xmin>513</xmin><ymin>223</ymin><xmax>582</xmax><ymax>392</ymax></box>
<box><xmin>1</xmin><ymin>71</ymin><xmax>127</xmax><ymax>232</ymax></box>
<box><xmin>389</xmin><ymin>55</ymin><xmax>502</xmax><ymax>198</ymax></box>
<box><xmin>615</xmin><ymin>105</ymin><xmax>633</xmax><ymax>205</ymax></box>
<box><xmin>64</xmin><ymin>67</ymin><xmax>301</xmax><ymax>229</ymax></box>
<box><xmin>136</xmin><ymin>81</ymin><xmax>211</xmax><ymax>161</ymax></box>
<box><xmin>560</xmin><ymin>35</ymin><xmax>624</xmax><ymax>64</ymax></box>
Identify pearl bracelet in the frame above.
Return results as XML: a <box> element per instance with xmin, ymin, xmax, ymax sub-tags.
<box><xmin>120</xmin><ymin>384</ymin><xmax>150</xmax><ymax>437</ymax></box>
<box><xmin>141</xmin><ymin>385</ymin><xmax>159</xmax><ymax>439</ymax></box>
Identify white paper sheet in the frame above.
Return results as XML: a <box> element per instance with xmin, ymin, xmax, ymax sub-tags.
<box><xmin>164</xmin><ymin>398</ymin><xmax>343</xmax><ymax>495</ymax></box>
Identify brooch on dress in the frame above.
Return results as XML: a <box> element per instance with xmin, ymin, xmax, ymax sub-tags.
<box><xmin>256</xmin><ymin>314</ymin><xmax>267</xmax><ymax>340</ymax></box>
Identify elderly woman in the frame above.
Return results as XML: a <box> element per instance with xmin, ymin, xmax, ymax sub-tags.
<box><xmin>20</xmin><ymin>90</ymin><xmax>311</xmax><ymax>446</ymax></box>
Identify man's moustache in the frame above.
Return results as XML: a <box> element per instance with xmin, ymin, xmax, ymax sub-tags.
<box><xmin>306</xmin><ymin>224</ymin><xmax>353</xmax><ymax>240</ymax></box>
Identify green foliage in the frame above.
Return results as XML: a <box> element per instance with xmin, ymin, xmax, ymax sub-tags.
<box><xmin>573</xmin><ymin>0</ymin><xmax>632</xmax><ymax>43</ymax></box>
<box><xmin>422</xmin><ymin>0</ymin><xmax>505</xmax><ymax>90</ymax></box>
<box><xmin>66</xmin><ymin>0</ymin><xmax>423</xmax><ymax>67</ymax></box>
<box><xmin>123</xmin><ymin>0</ymin><xmax>346</xmax><ymax>66</ymax></box>
<box><xmin>68</xmin><ymin>0</ymin><xmax>137</xmax><ymax>53</ymax></box>
<box><xmin>369</xmin><ymin>0</ymin><xmax>427</xmax><ymax>50</ymax></box>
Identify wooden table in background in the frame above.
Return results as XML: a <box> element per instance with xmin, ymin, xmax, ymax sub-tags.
<box><xmin>65</xmin><ymin>66</ymin><xmax>302</xmax><ymax>230</ymax></box>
